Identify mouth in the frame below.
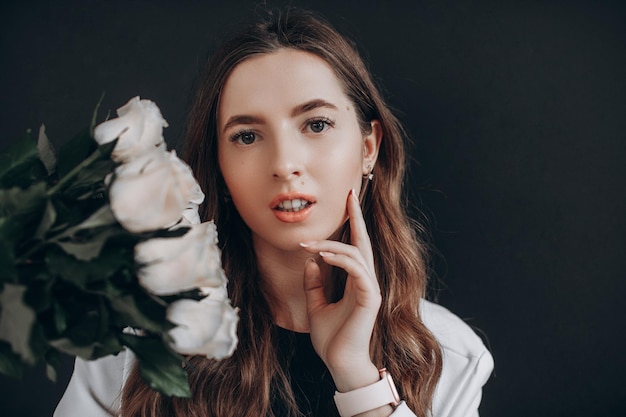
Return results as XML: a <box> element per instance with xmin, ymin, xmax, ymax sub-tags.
<box><xmin>269</xmin><ymin>193</ymin><xmax>316</xmax><ymax>222</ymax></box>
<box><xmin>275</xmin><ymin>198</ymin><xmax>313</xmax><ymax>212</ymax></box>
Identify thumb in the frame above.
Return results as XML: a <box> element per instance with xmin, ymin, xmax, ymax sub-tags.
<box><xmin>303</xmin><ymin>258</ymin><xmax>326</xmax><ymax>315</ymax></box>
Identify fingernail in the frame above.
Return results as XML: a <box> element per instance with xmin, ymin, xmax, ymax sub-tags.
<box><xmin>319</xmin><ymin>251</ymin><xmax>335</xmax><ymax>257</ymax></box>
<box><xmin>299</xmin><ymin>242</ymin><xmax>310</xmax><ymax>248</ymax></box>
<box><xmin>351</xmin><ymin>188</ymin><xmax>357</xmax><ymax>197</ymax></box>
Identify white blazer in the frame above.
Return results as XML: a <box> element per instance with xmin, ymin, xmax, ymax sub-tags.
<box><xmin>54</xmin><ymin>300</ymin><xmax>494</xmax><ymax>417</ymax></box>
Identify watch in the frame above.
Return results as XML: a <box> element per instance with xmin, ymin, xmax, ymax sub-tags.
<box><xmin>333</xmin><ymin>368</ymin><xmax>401</xmax><ymax>416</ymax></box>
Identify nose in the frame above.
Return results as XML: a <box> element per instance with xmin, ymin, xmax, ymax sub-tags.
<box><xmin>270</xmin><ymin>131</ymin><xmax>304</xmax><ymax>181</ymax></box>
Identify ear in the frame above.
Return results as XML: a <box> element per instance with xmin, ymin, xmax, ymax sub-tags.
<box><xmin>362</xmin><ymin>120</ymin><xmax>382</xmax><ymax>175</ymax></box>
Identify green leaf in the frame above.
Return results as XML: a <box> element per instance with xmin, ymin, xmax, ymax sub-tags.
<box><xmin>0</xmin><ymin>240</ymin><xmax>16</xmax><ymax>285</ymax></box>
<box><xmin>90</xmin><ymin>332</ymin><xmax>124</xmax><ymax>359</ymax></box>
<box><xmin>120</xmin><ymin>333</ymin><xmax>191</xmax><ymax>397</ymax></box>
<box><xmin>51</xmin><ymin>206</ymin><xmax>124</xmax><ymax>261</ymax></box>
<box><xmin>80</xmin><ymin>341</ymin><xmax>119</xmax><ymax>360</ymax></box>
<box><xmin>47</xmin><ymin>139</ymin><xmax>117</xmax><ymax>198</ymax></box>
<box><xmin>0</xmin><ymin>182</ymin><xmax>47</xmax><ymax>218</ymax></box>
<box><xmin>108</xmin><ymin>292</ymin><xmax>170</xmax><ymax>334</ymax></box>
<box><xmin>0</xmin><ymin>340</ymin><xmax>25</xmax><ymax>379</ymax></box>
<box><xmin>90</xmin><ymin>92</ymin><xmax>106</xmax><ymax>133</ymax></box>
<box><xmin>147</xmin><ymin>225</ymin><xmax>191</xmax><ymax>239</ymax></box>
<box><xmin>23</xmin><ymin>276</ymin><xmax>54</xmax><ymax>312</ymax></box>
<box><xmin>65</xmin><ymin>204</ymin><xmax>117</xmax><ymax>232</ymax></box>
<box><xmin>46</xmin><ymin>363</ymin><xmax>57</xmax><ymax>382</ymax></box>
<box><xmin>29</xmin><ymin>320</ymin><xmax>50</xmax><ymax>362</ymax></box>
<box><xmin>45</xmin><ymin>348</ymin><xmax>61</xmax><ymax>382</ymax></box>
<box><xmin>55</xmin><ymin>227</ymin><xmax>120</xmax><ymax>261</ymax></box>
<box><xmin>44</xmin><ymin>285</ymin><xmax>122</xmax><ymax>360</ymax></box>
<box><xmin>0</xmin><ymin>182</ymin><xmax>47</xmax><ymax>247</ymax></box>
<box><xmin>0</xmin><ymin>133</ymin><xmax>47</xmax><ymax>188</ymax></box>
<box><xmin>46</xmin><ymin>196</ymin><xmax>105</xmax><ymax>236</ymax></box>
<box><xmin>45</xmin><ymin>241</ymin><xmax>133</xmax><ymax>290</ymax></box>
<box><xmin>34</xmin><ymin>200</ymin><xmax>57</xmax><ymax>239</ymax></box>
<box><xmin>53</xmin><ymin>300</ymin><xmax>69</xmax><ymax>334</ymax></box>
<box><xmin>63</xmin><ymin>159</ymin><xmax>116</xmax><ymax>200</ymax></box>
<box><xmin>37</xmin><ymin>124</ymin><xmax>57</xmax><ymax>176</ymax></box>
<box><xmin>48</xmin><ymin>309</ymin><xmax>103</xmax><ymax>357</ymax></box>
<box><xmin>49</xmin><ymin>337</ymin><xmax>95</xmax><ymax>358</ymax></box>
<box><xmin>45</xmin><ymin>284</ymin><xmax>124</xmax><ymax>361</ymax></box>
<box><xmin>96</xmin><ymin>136</ymin><xmax>117</xmax><ymax>160</ymax></box>
<box><xmin>56</xmin><ymin>128</ymin><xmax>97</xmax><ymax>178</ymax></box>
<box><xmin>0</xmin><ymin>284</ymin><xmax>37</xmax><ymax>364</ymax></box>
<box><xmin>49</xmin><ymin>328</ymin><xmax>123</xmax><ymax>361</ymax></box>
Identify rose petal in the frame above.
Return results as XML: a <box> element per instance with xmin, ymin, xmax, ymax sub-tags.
<box><xmin>180</xmin><ymin>205</ymin><xmax>201</xmax><ymax>226</ymax></box>
<box><xmin>167</xmin><ymin>297</ymin><xmax>239</xmax><ymax>358</ymax></box>
<box><xmin>109</xmin><ymin>151</ymin><xmax>197</xmax><ymax>232</ymax></box>
<box><xmin>93</xmin><ymin>96</ymin><xmax>168</xmax><ymax>163</ymax></box>
<box><xmin>136</xmin><ymin>222</ymin><xmax>226</xmax><ymax>295</ymax></box>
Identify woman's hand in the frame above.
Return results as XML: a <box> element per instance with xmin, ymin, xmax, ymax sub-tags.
<box><xmin>300</xmin><ymin>188</ymin><xmax>382</xmax><ymax>392</ymax></box>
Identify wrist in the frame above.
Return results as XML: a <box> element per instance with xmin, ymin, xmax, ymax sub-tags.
<box><xmin>333</xmin><ymin>367</ymin><xmax>402</xmax><ymax>417</ymax></box>
<box><xmin>330</xmin><ymin>362</ymin><xmax>380</xmax><ymax>393</ymax></box>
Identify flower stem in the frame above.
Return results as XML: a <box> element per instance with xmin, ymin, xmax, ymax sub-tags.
<box><xmin>46</xmin><ymin>147</ymin><xmax>102</xmax><ymax>197</ymax></box>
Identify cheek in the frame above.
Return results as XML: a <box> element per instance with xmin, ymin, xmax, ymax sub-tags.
<box><xmin>323</xmin><ymin>145</ymin><xmax>363</xmax><ymax>182</ymax></box>
<box><xmin>218</xmin><ymin>152</ymin><xmax>242</xmax><ymax>194</ymax></box>
<box><xmin>218</xmin><ymin>152</ymin><xmax>260</xmax><ymax>209</ymax></box>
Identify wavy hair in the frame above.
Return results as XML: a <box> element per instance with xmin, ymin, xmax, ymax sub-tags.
<box><xmin>121</xmin><ymin>8</ymin><xmax>442</xmax><ymax>417</ymax></box>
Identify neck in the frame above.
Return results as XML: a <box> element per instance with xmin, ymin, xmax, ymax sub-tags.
<box><xmin>253</xmin><ymin>239</ymin><xmax>331</xmax><ymax>333</ymax></box>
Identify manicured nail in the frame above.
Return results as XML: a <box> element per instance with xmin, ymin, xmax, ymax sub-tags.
<box><xmin>319</xmin><ymin>251</ymin><xmax>335</xmax><ymax>257</ymax></box>
<box><xmin>351</xmin><ymin>188</ymin><xmax>357</xmax><ymax>197</ymax></box>
<box><xmin>299</xmin><ymin>242</ymin><xmax>312</xmax><ymax>248</ymax></box>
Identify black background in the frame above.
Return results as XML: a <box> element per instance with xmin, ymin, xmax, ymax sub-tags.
<box><xmin>1</xmin><ymin>1</ymin><xmax>625</xmax><ymax>416</ymax></box>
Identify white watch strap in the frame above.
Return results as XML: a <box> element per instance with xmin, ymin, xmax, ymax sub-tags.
<box><xmin>333</xmin><ymin>377</ymin><xmax>398</xmax><ymax>417</ymax></box>
<box><xmin>390</xmin><ymin>401</ymin><xmax>417</xmax><ymax>417</ymax></box>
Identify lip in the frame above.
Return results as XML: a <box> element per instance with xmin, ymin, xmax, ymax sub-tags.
<box><xmin>269</xmin><ymin>192</ymin><xmax>316</xmax><ymax>223</ymax></box>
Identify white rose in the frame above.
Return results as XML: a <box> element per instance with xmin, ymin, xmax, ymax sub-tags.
<box><xmin>179</xmin><ymin>182</ymin><xmax>205</xmax><ymax>226</ymax></box>
<box><xmin>135</xmin><ymin>221</ymin><xmax>226</xmax><ymax>295</ymax></box>
<box><xmin>93</xmin><ymin>96</ymin><xmax>168</xmax><ymax>162</ymax></box>
<box><xmin>199</xmin><ymin>283</ymin><xmax>229</xmax><ymax>301</ymax></box>
<box><xmin>180</xmin><ymin>205</ymin><xmax>201</xmax><ymax>226</ymax></box>
<box><xmin>109</xmin><ymin>151</ymin><xmax>199</xmax><ymax>232</ymax></box>
<box><xmin>167</xmin><ymin>296</ymin><xmax>239</xmax><ymax>359</ymax></box>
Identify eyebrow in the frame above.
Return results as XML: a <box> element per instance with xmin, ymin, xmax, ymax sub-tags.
<box><xmin>291</xmin><ymin>99</ymin><xmax>339</xmax><ymax>117</ymax></box>
<box><xmin>222</xmin><ymin>99</ymin><xmax>339</xmax><ymax>132</ymax></box>
<box><xmin>222</xmin><ymin>115</ymin><xmax>264</xmax><ymax>132</ymax></box>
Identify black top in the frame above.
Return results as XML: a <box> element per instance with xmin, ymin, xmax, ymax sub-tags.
<box><xmin>272</xmin><ymin>326</ymin><xmax>339</xmax><ymax>417</ymax></box>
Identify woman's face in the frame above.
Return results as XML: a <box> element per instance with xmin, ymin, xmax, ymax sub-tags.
<box><xmin>217</xmin><ymin>49</ymin><xmax>380</xmax><ymax>253</ymax></box>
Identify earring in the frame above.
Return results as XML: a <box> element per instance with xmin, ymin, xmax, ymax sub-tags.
<box><xmin>363</xmin><ymin>163</ymin><xmax>373</xmax><ymax>181</ymax></box>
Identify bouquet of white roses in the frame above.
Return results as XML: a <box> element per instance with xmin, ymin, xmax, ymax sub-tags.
<box><xmin>0</xmin><ymin>97</ymin><xmax>238</xmax><ymax>397</ymax></box>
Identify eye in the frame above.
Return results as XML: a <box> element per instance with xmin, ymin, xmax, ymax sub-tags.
<box><xmin>230</xmin><ymin>130</ymin><xmax>257</xmax><ymax>145</ymax></box>
<box><xmin>306</xmin><ymin>117</ymin><xmax>334</xmax><ymax>134</ymax></box>
<box><xmin>310</xmin><ymin>120</ymin><xmax>326</xmax><ymax>133</ymax></box>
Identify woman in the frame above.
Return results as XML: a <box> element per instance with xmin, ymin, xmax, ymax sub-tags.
<box><xmin>55</xmin><ymin>9</ymin><xmax>493</xmax><ymax>417</ymax></box>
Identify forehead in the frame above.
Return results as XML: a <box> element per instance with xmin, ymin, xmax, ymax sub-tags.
<box><xmin>218</xmin><ymin>49</ymin><xmax>350</xmax><ymax>120</ymax></box>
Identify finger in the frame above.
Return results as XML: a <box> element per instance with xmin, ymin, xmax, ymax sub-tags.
<box><xmin>303</xmin><ymin>258</ymin><xmax>327</xmax><ymax>315</ymax></box>
<box><xmin>318</xmin><ymin>252</ymin><xmax>380</xmax><ymax>296</ymax></box>
<box><xmin>301</xmin><ymin>241</ymin><xmax>366</xmax><ymax>266</ymax></box>
<box><xmin>347</xmin><ymin>189</ymin><xmax>375</xmax><ymax>269</ymax></box>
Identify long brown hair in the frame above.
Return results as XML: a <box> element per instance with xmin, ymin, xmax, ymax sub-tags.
<box><xmin>122</xmin><ymin>9</ymin><xmax>442</xmax><ymax>417</ymax></box>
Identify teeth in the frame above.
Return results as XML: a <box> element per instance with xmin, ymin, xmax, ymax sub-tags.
<box><xmin>277</xmin><ymin>199</ymin><xmax>309</xmax><ymax>212</ymax></box>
